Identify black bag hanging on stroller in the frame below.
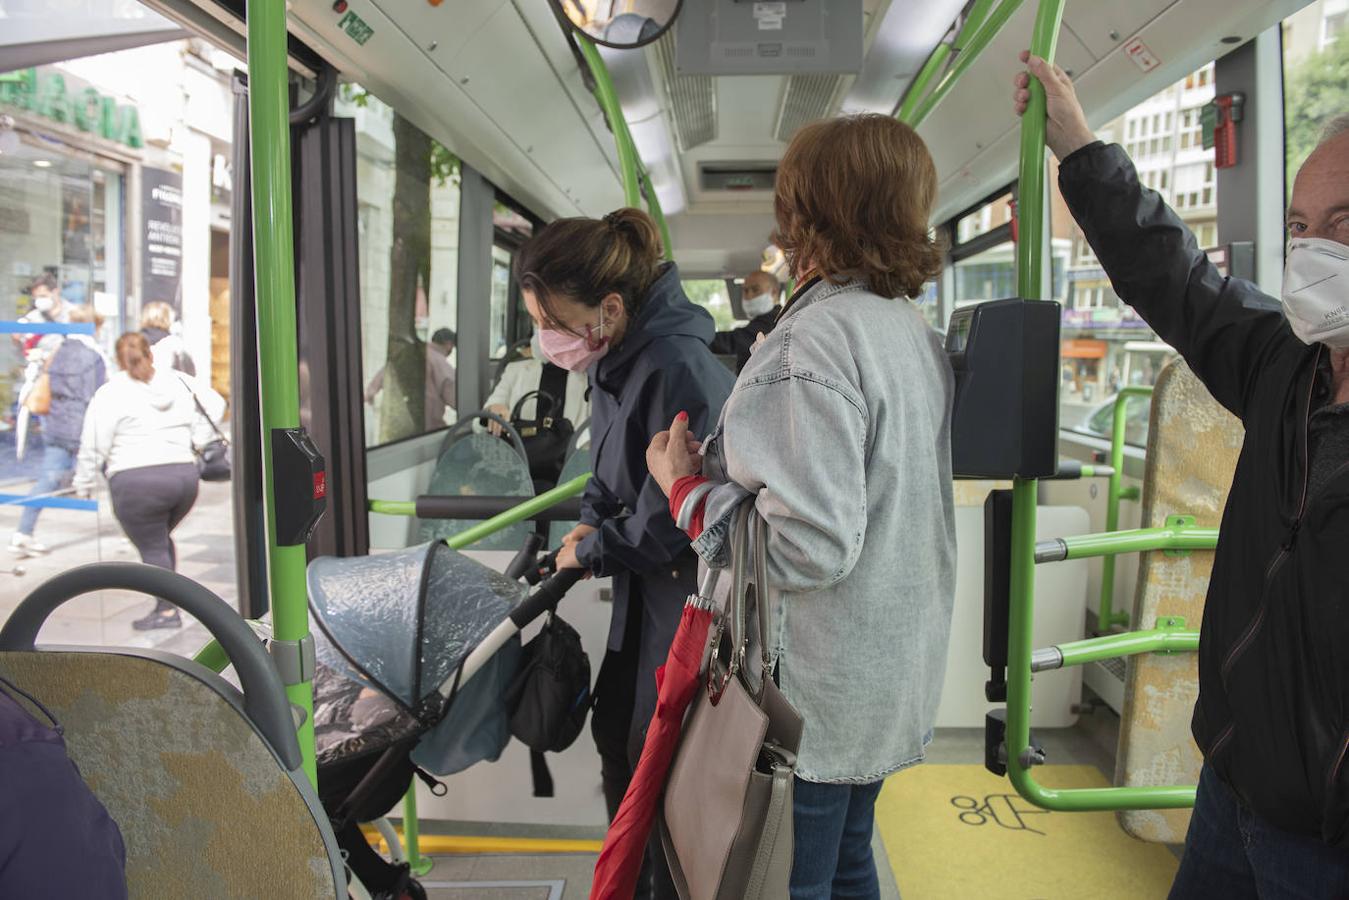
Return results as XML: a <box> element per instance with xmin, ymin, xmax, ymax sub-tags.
<box><xmin>505</xmin><ymin>611</ymin><xmax>591</xmax><ymax>797</ymax></box>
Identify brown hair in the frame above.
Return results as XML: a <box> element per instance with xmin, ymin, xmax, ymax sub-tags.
<box><xmin>116</xmin><ymin>332</ymin><xmax>155</xmax><ymax>382</ymax></box>
<box><xmin>516</xmin><ymin>207</ymin><xmax>664</xmax><ymax>325</ymax></box>
<box><xmin>67</xmin><ymin>303</ymin><xmax>105</xmax><ymax>331</ymax></box>
<box><xmin>772</xmin><ymin>114</ymin><xmax>943</xmax><ymax>299</ymax></box>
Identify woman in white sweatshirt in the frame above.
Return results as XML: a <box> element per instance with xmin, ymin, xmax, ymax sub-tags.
<box><xmin>74</xmin><ymin>332</ymin><xmax>226</xmax><ymax>630</ymax></box>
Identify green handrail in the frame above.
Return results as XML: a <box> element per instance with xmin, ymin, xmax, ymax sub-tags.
<box><xmin>576</xmin><ymin>36</ymin><xmax>641</xmax><ymax>208</ymax></box>
<box><xmin>1037</xmin><ymin>524</ymin><xmax>1219</xmax><ymax>563</ymax></box>
<box><xmin>1005</xmin><ymin>0</ymin><xmax>1197</xmax><ymax>812</ymax></box>
<box><xmin>903</xmin><ymin>0</ymin><xmax>1027</xmax><ymax>128</ymax></box>
<box><xmin>1098</xmin><ymin>385</ymin><xmax>1154</xmax><ymax>627</ymax></box>
<box><xmin>1040</xmin><ymin>624</ymin><xmax>1200</xmax><ymax>671</ymax></box>
<box><xmin>443</xmin><ymin>474</ymin><xmax>590</xmax><ymax>549</ymax></box>
<box><xmin>896</xmin><ymin>0</ymin><xmax>1001</xmax><ymax>122</ymax></box>
<box><xmin>247</xmin><ymin>0</ymin><xmax>317</xmax><ymax>787</ymax></box>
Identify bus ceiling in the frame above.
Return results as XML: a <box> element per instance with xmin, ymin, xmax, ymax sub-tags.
<box><xmin>161</xmin><ymin>0</ymin><xmax>1305</xmax><ymax>272</ymax></box>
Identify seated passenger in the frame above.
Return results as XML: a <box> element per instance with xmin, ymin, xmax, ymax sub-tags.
<box><xmin>709</xmin><ymin>270</ymin><xmax>782</xmax><ymax>373</ymax></box>
<box><xmin>1014</xmin><ymin>54</ymin><xmax>1349</xmax><ymax>893</ymax></box>
<box><xmin>646</xmin><ymin>113</ymin><xmax>957</xmax><ymax>898</ymax></box>
<box><xmin>0</xmin><ymin>675</ymin><xmax>126</xmax><ymax>898</ymax></box>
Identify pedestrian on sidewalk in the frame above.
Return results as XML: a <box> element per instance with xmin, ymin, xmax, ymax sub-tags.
<box><xmin>9</xmin><ymin>305</ymin><xmax>108</xmax><ymax>557</ymax></box>
<box><xmin>139</xmin><ymin>302</ymin><xmax>196</xmax><ymax>377</ymax></box>
<box><xmin>73</xmin><ymin>332</ymin><xmax>226</xmax><ymax>630</ymax></box>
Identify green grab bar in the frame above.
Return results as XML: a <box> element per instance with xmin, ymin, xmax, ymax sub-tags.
<box><xmin>904</xmin><ymin>0</ymin><xmax>1027</xmax><ymax>127</ymax></box>
<box><xmin>897</xmin><ymin>0</ymin><xmax>1002</xmax><ymax>123</ymax></box>
<box><xmin>1033</xmin><ymin>625</ymin><xmax>1200</xmax><ymax>672</ymax></box>
<box><xmin>1099</xmin><ymin>385</ymin><xmax>1154</xmax><ymax>627</ymax></box>
<box><xmin>443</xmin><ymin>474</ymin><xmax>590</xmax><ymax>550</ymax></box>
<box><xmin>576</xmin><ymin>36</ymin><xmax>641</xmax><ymax>208</ymax></box>
<box><xmin>1035</xmin><ymin>524</ymin><xmax>1219</xmax><ymax>563</ymax></box>
<box><xmin>1004</xmin><ymin>0</ymin><xmax>1198</xmax><ymax>812</ymax></box>
<box><xmin>369</xmin><ymin>498</ymin><xmax>417</xmax><ymax>517</ymax></box>
<box><xmin>247</xmin><ymin>0</ymin><xmax>317</xmax><ymax>787</ymax></box>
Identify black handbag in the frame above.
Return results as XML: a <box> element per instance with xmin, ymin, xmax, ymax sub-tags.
<box><xmin>180</xmin><ymin>378</ymin><xmax>231</xmax><ymax>482</ymax></box>
<box><xmin>504</xmin><ymin>611</ymin><xmax>591</xmax><ymax>797</ymax></box>
<box><xmin>510</xmin><ymin>363</ymin><xmax>574</xmax><ymax>486</ymax></box>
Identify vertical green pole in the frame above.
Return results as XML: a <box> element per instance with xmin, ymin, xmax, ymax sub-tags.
<box><xmin>1007</xmin><ymin>0</ymin><xmax>1066</xmax><ymax>807</ymax></box>
<box><xmin>577</xmin><ymin>37</ymin><xmax>642</xmax><ymax>208</ymax></box>
<box><xmin>245</xmin><ymin>0</ymin><xmax>316</xmax><ymax>786</ymax></box>
<box><xmin>1099</xmin><ymin>385</ymin><xmax>1154</xmax><ymax>629</ymax></box>
<box><xmin>402</xmin><ymin>786</ymin><xmax>432</xmax><ymax>875</ymax></box>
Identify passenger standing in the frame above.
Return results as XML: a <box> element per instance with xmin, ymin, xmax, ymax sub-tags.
<box><xmin>139</xmin><ymin>302</ymin><xmax>196</xmax><ymax>376</ymax></box>
<box><xmin>646</xmin><ymin>114</ymin><xmax>957</xmax><ymax>900</ymax></box>
<box><xmin>709</xmin><ymin>269</ymin><xmax>781</xmax><ymax>373</ymax></box>
<box><xmin>364</xmin><ymin>328</ymin><xmax>458</xmax><ymax>432</ymax></box>
<box><xmin>73</xmin><ymin>333</ymin><xmax>225</xmax><ymax>631</ymax></box>
<box><xmin>519</xmin><ymin>208</ymin><xmax>733</xmax><ymax>900</ymax></box>
<box><xmin>9</xmin><ymin>305</ymin><xmax>107</xmax><ymax>557</ymax></box>
<box><xmin>1014</xmin><ymin>54</ymin><xmax>1349</xmax><ymax>894</ymax></box>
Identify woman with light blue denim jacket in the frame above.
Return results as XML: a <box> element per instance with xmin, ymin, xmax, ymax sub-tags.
<box><xmin>646</xmin><ymin>114</ymin><xmax>957</xmax><ymax>900</ymax></box>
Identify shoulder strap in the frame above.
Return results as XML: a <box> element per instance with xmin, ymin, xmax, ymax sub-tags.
<box><xmin>538</xmin><ymin>363</ymin><xmax>569</xmax><ymax>417</ymax></box>
<box><xmin>177</xmin><ymin>375</ymin><xmax>227</xmax><ymax>442</ymax></box>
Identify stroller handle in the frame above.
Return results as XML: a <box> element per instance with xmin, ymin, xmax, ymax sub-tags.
<box><xmin>439</xmin><ymin>566</ymin><xmax>587</xmax><ymax>703</ymax></box>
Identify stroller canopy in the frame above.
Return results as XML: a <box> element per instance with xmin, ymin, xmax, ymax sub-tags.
<box><xmin>308</xmin><ymin>541</ymin><xmax>526</xmax><ymax>774</ymax></box>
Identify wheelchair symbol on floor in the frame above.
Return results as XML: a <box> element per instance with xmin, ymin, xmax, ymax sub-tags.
<box><xmin>951</xmin><ymin>794</ymin><xmax>1050</xmax><ymax>835</ymax></box>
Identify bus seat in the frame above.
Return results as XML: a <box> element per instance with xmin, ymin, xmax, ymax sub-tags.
<box><xmin>549</xmin><ymin>442</ymin><xmax>592</xmax><ymax>547</ymax></box>
<box><xmin>419</xmin><ymin>429</ymin><xmax>535</xmax><ymax>551</ymax></box>
<box><xmin>1115</xmin><ymin>359</ymin><xmax>1242</xmax><ymax>843</ymax></box>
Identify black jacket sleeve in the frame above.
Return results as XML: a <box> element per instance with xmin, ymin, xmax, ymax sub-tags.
<box><xmin>709</xmin><ymin>325</ymin><xmax>755</xmax><ymax>359</ymax></box>
<box><xmin>1058</xmin><ymin>142</ymin><xmax>1294</xmax><ymax>420</ymax></box>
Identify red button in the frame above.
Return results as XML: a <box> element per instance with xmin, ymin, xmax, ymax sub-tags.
<box><xmin>313</xmin><ymin>471</ymin><xmax>327</xmax><ymax>500</ymax></box>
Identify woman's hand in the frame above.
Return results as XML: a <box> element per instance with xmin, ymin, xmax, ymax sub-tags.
<box><xmin>486</xmin><ymin>404</ymin><xmax>510</xmax><ymax>436</ymax></box>
<box><xmin>646</xmin><ymin>411</ymin><xmax>703</xmax><ymax>498</ymax></box>
<box><xmin>556</xmin><ymin>523</ymin><xmax>595</xmax><ymax>571</ymax></box>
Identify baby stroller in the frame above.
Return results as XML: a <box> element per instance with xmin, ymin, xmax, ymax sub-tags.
<box><xmin>308</xmin><ymin>536</ymin><xmax>581</xmax><ymax>899</ymax></box>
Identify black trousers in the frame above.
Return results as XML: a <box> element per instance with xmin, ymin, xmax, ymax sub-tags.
<box><xmin>108</xmin><ymin>463</ymin><xmax>199</xmax><ymax>612</ymax></box>
<box><xmin>591</xmin><ymin>596</ymin><xmax>679</xmax><ymax>900</ymax></box>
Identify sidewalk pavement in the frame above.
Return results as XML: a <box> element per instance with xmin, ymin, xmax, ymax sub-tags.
<box><xmin>0</xmin><ymin>477</ymin><xmax>237</xmax><ymax>657</ymax></box>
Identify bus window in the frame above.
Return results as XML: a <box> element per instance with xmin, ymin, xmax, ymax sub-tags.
<box><xmin>1282</xmin><ymin>1</ymin><xmax>1349</xmax><ymax>198</ymax></box>
<box><xmin>339</xmin><ymin>86</ymin><xmax>462</xmax><ymax>448</ymax></box>
<box><xmin>951</xmin><ymin>191</ymin><xmax>1015</xmax><ymax>311</ymax></box>
<box><xmin>1047</xmin><ymin>63</ymin><xmax>1224</xmax><ymax>444</ymax></box>
<box><xmin>682</xmin><ymin>279</ymin><xmax>736</xmax><ymax>330</ymax></box>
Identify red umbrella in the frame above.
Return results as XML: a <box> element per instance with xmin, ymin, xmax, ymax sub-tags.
<box><xmin>590</xmin><ymin>580</ymin><xmax>719</xmax><ymax>900</ymax></box>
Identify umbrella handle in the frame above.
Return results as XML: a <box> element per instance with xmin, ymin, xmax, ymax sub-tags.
<box><xmin>685</xmin><ymin>567</ymin><xmax>721</xmax><ymax>612</ymax></box>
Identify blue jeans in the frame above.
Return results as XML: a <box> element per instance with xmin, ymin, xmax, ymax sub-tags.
<box><xmin>1170</xmin><ymin>765</ymin><xmax>1349</xmax><ymax>899</ymax></box>
<box><xmin>18</xmin><ymin>444</ymin><xmax>74</xmax><ymax>536</ymax></box>
<box><xmin>791</xmin><ymin>778</ymin><xmax>885</xmax><ymax>900</ymax></box>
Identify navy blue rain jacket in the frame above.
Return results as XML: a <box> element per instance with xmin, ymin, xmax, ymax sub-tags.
<box><xmin>575</xmin><ymin>263</ymin><xmax>734</xmax><ymax>672</ymax></box>
<box><xmin>0</xmin><ymin>679</ymin><xmax>127</xmax><ymax>898</ymax></box>
<box><xmin>45</xmin><ymin>338</ymin><xmax>107</xmax><ymax>453</ymax></box>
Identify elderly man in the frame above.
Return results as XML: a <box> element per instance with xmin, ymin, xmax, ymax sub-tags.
<box><xmin>1016</xmin><ymin>53</ymin><xmax>1349</xmax><ymax>895</ymax></box>
<box><xmin>710</xmin><ymin>269</ymin><xmax>781</xmax><ymax>373</ymax></box>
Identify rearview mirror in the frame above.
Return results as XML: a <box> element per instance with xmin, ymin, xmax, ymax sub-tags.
<box><xmin>551</xmin><ymin>0</ymin><xmax>683</xmax><ymax>50</ymax></box>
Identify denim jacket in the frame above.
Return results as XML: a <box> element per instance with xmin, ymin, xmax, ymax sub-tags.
<box><xmin>693</xmin><ymin>278</ymin><xmax>956</xmax><ymax>783</ymax></box>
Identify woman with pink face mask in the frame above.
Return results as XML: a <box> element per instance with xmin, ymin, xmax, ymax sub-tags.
<box><xmin>516</xmin><ymin>207</ymin><xmax>733</xmax><ymax>900</ymax></box>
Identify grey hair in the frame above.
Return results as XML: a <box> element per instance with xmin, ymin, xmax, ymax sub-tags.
<box><xmin>1320</xmin><ymin>113</ymin><xmax>1349</xmax><ymax>145</ymax></box>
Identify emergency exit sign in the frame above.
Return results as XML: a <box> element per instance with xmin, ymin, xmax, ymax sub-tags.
<box><xmin>1124</xmin><ymin>38</ymin><xmax>1160</xmax><ymax>73</ymax></box>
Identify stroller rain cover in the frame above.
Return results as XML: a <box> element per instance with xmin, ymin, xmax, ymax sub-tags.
<box><xmin>308</xmin><ymin>541</ymin><xmax>525</xmax><ymax>775</ymax></box>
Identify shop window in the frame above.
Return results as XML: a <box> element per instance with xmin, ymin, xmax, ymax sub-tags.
<box><xmin>340</xmin><ymin>85</ymin><xmax>461</xmax><ymax>447</ymax></box>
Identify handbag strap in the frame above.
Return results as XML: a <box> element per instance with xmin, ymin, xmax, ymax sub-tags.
<box><xmin>177</xmin><ymin>376</ymin><xmax>226</xmax><ymax>443</ymax></box>
<box><xmin>510</xmin><ymin>389</ymin><xmax>561</xmax><ymax>428</ymax></box>
<box><xmin>743</xmin><ymin>763</ymin><xmax>792</xmax><ymax>899</ymax></box>
<box><xmin>750</xmin><ymin>510</ymin><xmax>774</xmax><ymax>675</ymax></box>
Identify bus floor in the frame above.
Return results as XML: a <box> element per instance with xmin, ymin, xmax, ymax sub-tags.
<box><xmin>389</xmin><ymin>701</ymin><xmax>1173</xmax><ymax>899</ymax></box>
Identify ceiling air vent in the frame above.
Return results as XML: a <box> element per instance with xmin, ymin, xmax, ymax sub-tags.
<box><xmin>773</xmin><ymin>73</ymin><xmax>844</xmax><ymax>142</ymax></box>
<box><xmin>700</xmin><ymin>162</ymin><xmax>777</xmax><ymax>192</ymax></box>
<box><xmin>651</xmin><ymin>31</ymin><xmax>716</xmax><ymax>152</ymax></box>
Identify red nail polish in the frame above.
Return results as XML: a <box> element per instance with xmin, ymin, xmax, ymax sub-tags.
<box><xmin>676</xmin><ymin>411</ymin><xmax>688</xmax><ymax>422</ymax></box>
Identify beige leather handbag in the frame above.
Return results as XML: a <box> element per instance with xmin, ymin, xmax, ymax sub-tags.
<box><xmin>660</xmin><ymin>505</ymin><xmax>804</xmax><ymax>900</ymax></box>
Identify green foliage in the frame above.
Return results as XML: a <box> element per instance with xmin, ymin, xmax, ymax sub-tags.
<box><xmin>682</xmin><ymin>279</ymin><xmax>736</xmax><ymax>330</ymax></box>
<box><xmin>430</xmin><ymin>141</ymin><xmax>460</xmax><ymax>188</ymax></box>
<box><xmin>1283</xmin><ymin>35</ymin><xmax>1349</xmax><ymax>192</ymax></box>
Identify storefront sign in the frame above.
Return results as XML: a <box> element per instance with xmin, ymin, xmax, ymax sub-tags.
<box><xmin>0</xmin><ymin>67</ymin><xmax>142</xmax><ymax>148</ymax></box>
<box><xmin>142</xmin><ymin>167</ymin><xmax>183</xmax><ymax>312</ymax></box>
<box><xmin>1061</xmin><ymin>339</ymin><xmax>1107</xmax><ymax>360</ymax></box>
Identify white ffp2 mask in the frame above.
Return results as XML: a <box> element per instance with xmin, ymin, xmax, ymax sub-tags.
<box><xmin>1282</xmin><ymin>237</ymin><xmax>1349</xmax><ymax>348</ymax></box>
<box><xmin>742</xmin><ymin>293</ymin><xmax>775</xmax><ymax>318</ymax></box>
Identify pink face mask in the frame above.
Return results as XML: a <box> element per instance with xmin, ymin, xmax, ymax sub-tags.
<box><xmin>537</xmin><ymin>306</ymin><xmax>610</xmax><ymax>372</ymax></box>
